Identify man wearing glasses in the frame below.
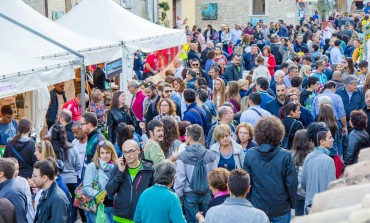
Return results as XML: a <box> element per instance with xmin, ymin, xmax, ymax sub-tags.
<box><xmin>80</xmin><ymin>112</ymin><xmax>105</xmax><ymax>165</ymax></box>
<box><xmin>106</xmin><ymin>139</ymin><xmax>154</xmax><ymax>223</ymax></box>
<box><xmin>189</xmin><ymin>58</ymin><xmax>210</xmax><ymax>84</ymax></box>
<box><xmin>187</xmin><ymin>43</ymin><xmax>200</xmax><ymax>65</ymax></box>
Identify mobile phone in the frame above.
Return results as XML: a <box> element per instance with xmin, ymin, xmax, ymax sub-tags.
<box><xmin>121</xmin><ymin>154</ymin><xmax>126</xmax><ymax>163</ymax></box>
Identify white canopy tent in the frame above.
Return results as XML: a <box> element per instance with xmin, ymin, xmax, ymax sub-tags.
<box><xmin>0</xmin><ymin>0</ymin><xmax>122</xmax><ymax>65</ymax></box>
<box><xmin>0</xmin><ymin>0</ymin><xmax>125</xmax><ymax>136</ymax></box>
<box><xmin>57</xmin><ymin>0</ymin><xmax>187</xmax><ymax>91</ymax></box>
<box><xmin>0</xmin><ymin>51</ymin><xmax>75</xmax><ymax>139</ymax></box>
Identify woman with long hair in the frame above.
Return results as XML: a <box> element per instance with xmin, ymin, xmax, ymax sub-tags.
<box><xmin>262</xmin><ymin>46</ymin><xmax>276</xmax><ymax>77</ymax></box>
<box><xmin>226</xmin><ymin>81</ymin><xmax>241</xmax><ymax>113</ymax></box>
<box><xmin>212</xmin><ymin>78</ymin><xmax>226</xmax><ymax>110</ymax></box>
<box><xmin>280</xmin><ymin>102</ymin><xmax>304</xmax><ymax>150</ymax></box>
<box><xmin>114</xmin><ymin>122</ymin><xmax>134</xmax><ymax>157</ymax></box>
<box><xmin>173</xmin><ymin>77</ymin><xmax>186</xmax><ymax>97</ymax></box>
<box><xmin>302</xmin><ymin>123</ymin><xmax>336</xmax><ymax>214</ymax></box>
<box><xmin>107</xmin><ymin>91</ymin><xmax>139</xmax><ymax>144</ymax></box>
<box><xmin>83</xmin><ymin>140</ymin><xmax>118</xmax><ymax>223</ymax></box>
<box><xmin>317</xmin><ymin>104</ymin><xmax>339</xmax><ymax>157</ymax></box>
<box><xmin>159</xmin><ymin>116</ymin><xmax>181</xmax><ymax>160</ymax></box>
<box><xmin>291</xmin><ymin>129</ymin><xmax>314</xmax><ymax>216</ymax></box>
<box><xmin>153</xmin><ymin>98</ymin><xmax>181</xmax><ymax>122</ymax></box>
<box><xmin>3</xmin><ymin>118</ymin><xmax>36</xmax><ymax>179</ymax></box>
<box><xmin>238</xmin><ymin>34</ymin><xmax>251</xmax><ymax>53</ymax></box>
<box><xmin>235</xmin><ymin>123</ymin><xmax>256</xmax><ymax>154</ymax></box>
<box><xmin>88</xmin><ymin>88</ymin><xmax>105</xmax><ymax>122</ymax></box>
<box><xmin>341</xmin><ymin>57</ymin><xmax>357</xmax><ymax>80</ymax></box>
<box><xmin>214</xmin><ymin>46</ymin><xmax>228</xmax><ymax>65</ymax></box>
<box><xmin>51</xmin><ymin>124</ymin><xmax>81</xmax><ymax>215</ymax></box>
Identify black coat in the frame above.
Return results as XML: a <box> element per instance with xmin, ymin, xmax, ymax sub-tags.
<box><xmin>107</xmin><ymin>107</ymin><xmax>139</xmax><ymax>143</ymax></box>
<box><xmin>93</xmin><ymin>67</ymin><xmax>107</xmax><ymax>90</ymax></box>
<box><xmin>282</xmin><ymin>117</ymin><xmax>304</xmax><ymax>150</ymax></box>
<box><xmin>4</xmin><ymin>139</ymin><xmax>37</xmax><ymax>179</ymax></box>
<box><xmin>200</xmin><ymin>47</ymin><xmax>211</xmax><ymax>68</ymax></box>
<box><xmin>224</xmin><ymin>64</ymin><xmax>242</xmax><ymax>82</ymax></box>
<box><xmin>243</xmin><ymin>144</ymin><xmax>298</xmax><ymax>217</ymax></box>
<box><xmin>105</xmin><ymin>161</ymin><xmax>154</xmax><ymax>220</ymax></box>
<box><xmin>344</xmin><ymin>129</ymin><xmax>370</xmax><ymax>166</ymax></box>
<box><xmin>243</xmin><ymin>144</ymin><xmax>297</xmax><ymax>217</ymax></box>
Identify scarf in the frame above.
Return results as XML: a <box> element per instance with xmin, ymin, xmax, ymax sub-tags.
<box><xmin>99</xmin><ymin>158</ymin><xmax>115</xmax><ymax>175</ymax></box>
<box><xmin>315</xmin><ymin>146</ymin><xmax>330</xmax><ymax>156</ymax></box>
<box><xmin>214</xmin><ymin>190</ymin><xmax>229</xmax><ymax>199</ymax></box>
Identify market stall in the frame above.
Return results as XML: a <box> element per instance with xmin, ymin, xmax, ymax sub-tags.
<box><xmin>56</xmin><ymin>0</ymin><xmax>187</xmax><ymax>94</ymax></box>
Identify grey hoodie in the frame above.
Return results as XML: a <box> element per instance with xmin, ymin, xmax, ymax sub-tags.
<box><xmin>174</xmin><ymin>143</ymin><xmax>217</xmax><ymax>197</ymax></box>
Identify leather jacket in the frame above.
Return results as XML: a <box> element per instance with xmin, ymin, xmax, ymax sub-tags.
<box><xmin>107</xmin><ymin>107</ymin><xmax>139</xmax><ymax>143</ymax></box>
<box><xmin>344</xmin><ymin>129</ymin><xmax>370</xmax><ymax>166</ymax></box>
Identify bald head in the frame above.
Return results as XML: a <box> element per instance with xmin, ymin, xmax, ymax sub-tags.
<box><xmin>190</xmin><ymin>43</ymin><xmax>197</xmax><ymax>51</ymax></box>
<box><xmin>174</xmin><ymin>58</ymin><xmax>182</xmax><ymax>68</ymax></box>
<box><xmin>206</xmin><ymin>41</ymin><xmax>214</xmax><ymax>49</ymax></box>
<box><xmin>122</xmin><ymin>139</ymin><xmax>138</xmax><ymax>150</ymax></box>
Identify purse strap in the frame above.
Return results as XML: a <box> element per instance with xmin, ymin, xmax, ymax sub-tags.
<box><xmin>10</xmin><ymin>143</ymin><xmax>32</xmax><ymax>167</ymax></box>
<box><xmin>287</xmin><ymin>120</ymin><xmax>297</xmax><ymax>138</ymax></box>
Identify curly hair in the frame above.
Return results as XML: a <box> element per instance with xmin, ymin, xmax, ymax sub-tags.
<box><xmin>173</xmin><ymin>77</ymin><xmax>186</xmax><ymax>94</ymax></box>
<box><xmin>291</xmin><ymin>129</ymin><xmax>314</xmax><ymax>166</ymax></box>
<box><xmin>159</xmin><ymin>117</ymin><xmax>180</xmax><ymax>155</ymax></box>
<box><xmin>350</xmin><ymin>110</ymin><xmax>368</xmax><ymax>130</ymax></box>
<box><xmin>157</xmin><ymin>98</ymin><xmax>177</xmax><ymax>116</ymax></box>
<box><xmin>254</xmin><ymin>116</ymin><xmax>285</xmax><ymax>147</ymax></box>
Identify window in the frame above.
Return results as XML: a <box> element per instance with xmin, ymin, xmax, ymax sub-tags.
<box><xmin>252</xmin><ymin>0</ymin><xmax>265</xmax><ymax>15</ymax></box>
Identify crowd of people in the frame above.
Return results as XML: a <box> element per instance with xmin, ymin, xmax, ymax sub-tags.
<box><xmin>1</xmin><ymin>9</ymin><xmax>370</xmax><ymax>223</ymax></box>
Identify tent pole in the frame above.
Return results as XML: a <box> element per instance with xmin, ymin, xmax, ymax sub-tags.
<box><xmin>0</xmin><ymin>12</ymin><xmax>86</xmax><ymax>111</ymax></box>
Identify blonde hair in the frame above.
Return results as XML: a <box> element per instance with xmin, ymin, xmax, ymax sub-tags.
<box><xmin>299</xmin><ymin>65</ymin><xmax>311</xmax><ymax>78</ymax></box>
<box><xmin>213</xmin><ymin>124</ymin><xmax>231</xmax><ymax>142</ymax></box>
<box><xmin>213</xmin><ymin>78</ymin><xmax>226</xmax><ymax>109</ymax></box>
<box><xmin>92</xmin><ymin>141</ymin><xmax>119</xmax><ymax>168</ymax></box>
<box><xmin>35</xmin><ymin>141</ymin><xmax>56</xmax><ymax>160</ymax></box>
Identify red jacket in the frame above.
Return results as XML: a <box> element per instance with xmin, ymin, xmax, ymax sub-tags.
<box><xmin>266</xmin><ymin>54</ymin><xmax>276</xmax><ymax>77</ymax></box>
<box><xmin>131</xmin><ymin>90</ymin><xmax>146</xmax><ymax>121</ymax></box>
<box><xmin>62</xmin><ymin>98</ymin><xmax>81</xmax><ymax>121</ymax></box>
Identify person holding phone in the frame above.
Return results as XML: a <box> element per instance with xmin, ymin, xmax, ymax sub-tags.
<box><xmin>106</xmin><ymin>139</ymin><xmax>154</xmax><ymax>223</ymax></box>
<box><xmin>83</xmin><ymin>140</ymin><xmax>118</xmax><ymax>223</ymax></box>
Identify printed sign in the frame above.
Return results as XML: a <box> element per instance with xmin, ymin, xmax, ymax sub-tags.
<box><xmin>0</xmin><ymin>83</ymin><xmax>17</xmax><ymax>98</ymax></box>
<box><xmin>105</xmin><ymin>58</ymin><xmax>122</xmax><ymax>79</ymax></box>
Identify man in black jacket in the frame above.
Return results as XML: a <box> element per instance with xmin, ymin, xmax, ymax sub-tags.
<box><xmin>224</xmin><ymin>54</ymin><xmax>243</xmax><ymax>82</ymax></box>
<box><xmin>187</xmin><ymin>43</ymin><xmax>200</xmax><ymax>65</ymax></box>
<box><xmin>270</xmin><ymin>36</ymin><xmax>282</xmax><ymax>67</ymax></box>
<box><xmin>32</xmin><ymin>159</ymin><xmax>70</xmax><ymax>223</ymax></box>
<box><xmin>106</xmin><ymin>139</ymin><xmax>154</xmax><ymax>222</ymax></box>
<box><xmin>243</xmin><ymin>116</ymin><xmax>297</xmax><ymax>222</ymax></box>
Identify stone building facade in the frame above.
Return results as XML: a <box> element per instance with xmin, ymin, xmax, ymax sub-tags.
<box><xmin>195</xmin><ymin>0</ymin><xmax>302</xmax><ymax>30</ymax></box>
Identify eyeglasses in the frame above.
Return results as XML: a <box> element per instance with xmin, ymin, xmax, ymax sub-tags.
<box><xmin>164</xmin><ymin>90</ymin><xmax>173</xmax><ymax>93</ymax></box>
<box><xmin>98</xmin><ymin>141</ymin><xmax>113</xmax><ymax>146</ymax></box>
<box><xmin>160</xmin><ymin>104</ymin><xmax>170</xmax><ymax>107</ymax></box>
<box><xmin>80</xmin><ymin>123</ymin><xmax>88</xmax><ymax>127</ymax></box>
<box><xmin>32</xmin><ymin>174</ymin><xmax>41</xmax><ymax>178</ymax></box>
<box><xmin>192</xmin><ymin>63</ymin><xmax>200</xmax><ymax>66</ymax></box>
<box><xmin>122</xmin><ymin>148</ymin><xmax>139</xmax><ymax>156</ymax></box>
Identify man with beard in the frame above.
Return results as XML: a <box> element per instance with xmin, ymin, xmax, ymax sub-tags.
<box><xmin>265</xmin><ymin>83</ymin><xmax>287</xmax><ymax>117</ymax></box>
<box><xmin>174</xmin><ymin>124</ymin><xmax>216</xmax><ymax>223</ymax></box>
<box><xmin>224</xmin><ymin>54</ymin><xmax>243</xmax><ymax>82</ymax></box>
<box><xmin>143</xmin><ymin>81</ymin><xmax>158</xmax><ymax>122</ymax></box>
<box><xmin>79</xmin><ymin>112</ymin><xmax>105</xmax><ymax>165</ymax></box>
<box><xmin>144</xmin><ymin>120</ymin><xmax>165</xmax><ymax>166</ymax></box>
<box><xmin>106</xmin><ymin>139</ymin><xmax>154</xmax><ymax>223</ymax></box>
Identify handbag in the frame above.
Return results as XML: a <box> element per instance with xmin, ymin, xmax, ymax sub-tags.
<box><xmin>281</xmin><ymin>120</ymin><xmax>297</xmax><ymax>149</ymax></box>
<box><xmin>73</xmin><ymin>166</ymin><xmax>100</xmax><ymax>213</ymax></box>
<box><xmin>333</xmin><ymin>154</ymin><xmax>344</xmax><ymax>179</ymax></box>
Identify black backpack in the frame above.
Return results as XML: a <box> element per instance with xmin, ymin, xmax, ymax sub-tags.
<box><xmin>188</xmin><ymin>150</ymin><xmax>209</xmax><ymax>195</ymax></box>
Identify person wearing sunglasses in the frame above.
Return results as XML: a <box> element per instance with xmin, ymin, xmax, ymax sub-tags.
<box><xmin>106</xmin><ymin>139</ymin><xmax>154</xmax><ymax>223</ymax></box>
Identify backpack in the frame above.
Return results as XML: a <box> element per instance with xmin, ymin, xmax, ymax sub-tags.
<box><xmin>188</xmin><ymin>150</ymin><xmax>209</xmax><ymax>195</ymax></box>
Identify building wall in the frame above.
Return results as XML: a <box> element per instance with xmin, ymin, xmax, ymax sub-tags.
<box><xmin>195</xmin><ymin>0</ymin><xmax>300</xmax><ymax>30</ymax></box>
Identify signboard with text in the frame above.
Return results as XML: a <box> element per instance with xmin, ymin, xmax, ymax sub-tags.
<box><xmin>105</xmin><ymin>58</ymin><xmax>122</xmax><ymax>79</ymax></box>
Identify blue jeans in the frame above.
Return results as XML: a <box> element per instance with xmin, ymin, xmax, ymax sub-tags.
<box><xmin>183</xmin><ymin>193</ymin><xmax>211</xmax><ymax>223</ymax></box>
<box><xmin>86</xmin><ymin>207</ymin><xmax>114</xmax><ymax>223</ymax></box>
<box><xmin>134</xmin><ymin>70</ymin><xmax>143</xmax><ymax>80</ymax></box>
<box><xmin>269</xmin><ymin>212</ymin><xmax>291</xmax><ymax>223</ymax></box>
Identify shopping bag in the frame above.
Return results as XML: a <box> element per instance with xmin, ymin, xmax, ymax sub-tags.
<box><xmin>96</xmin><ymin>204</ymin><xmax>106</xmax><ymax>223</ymax></box>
